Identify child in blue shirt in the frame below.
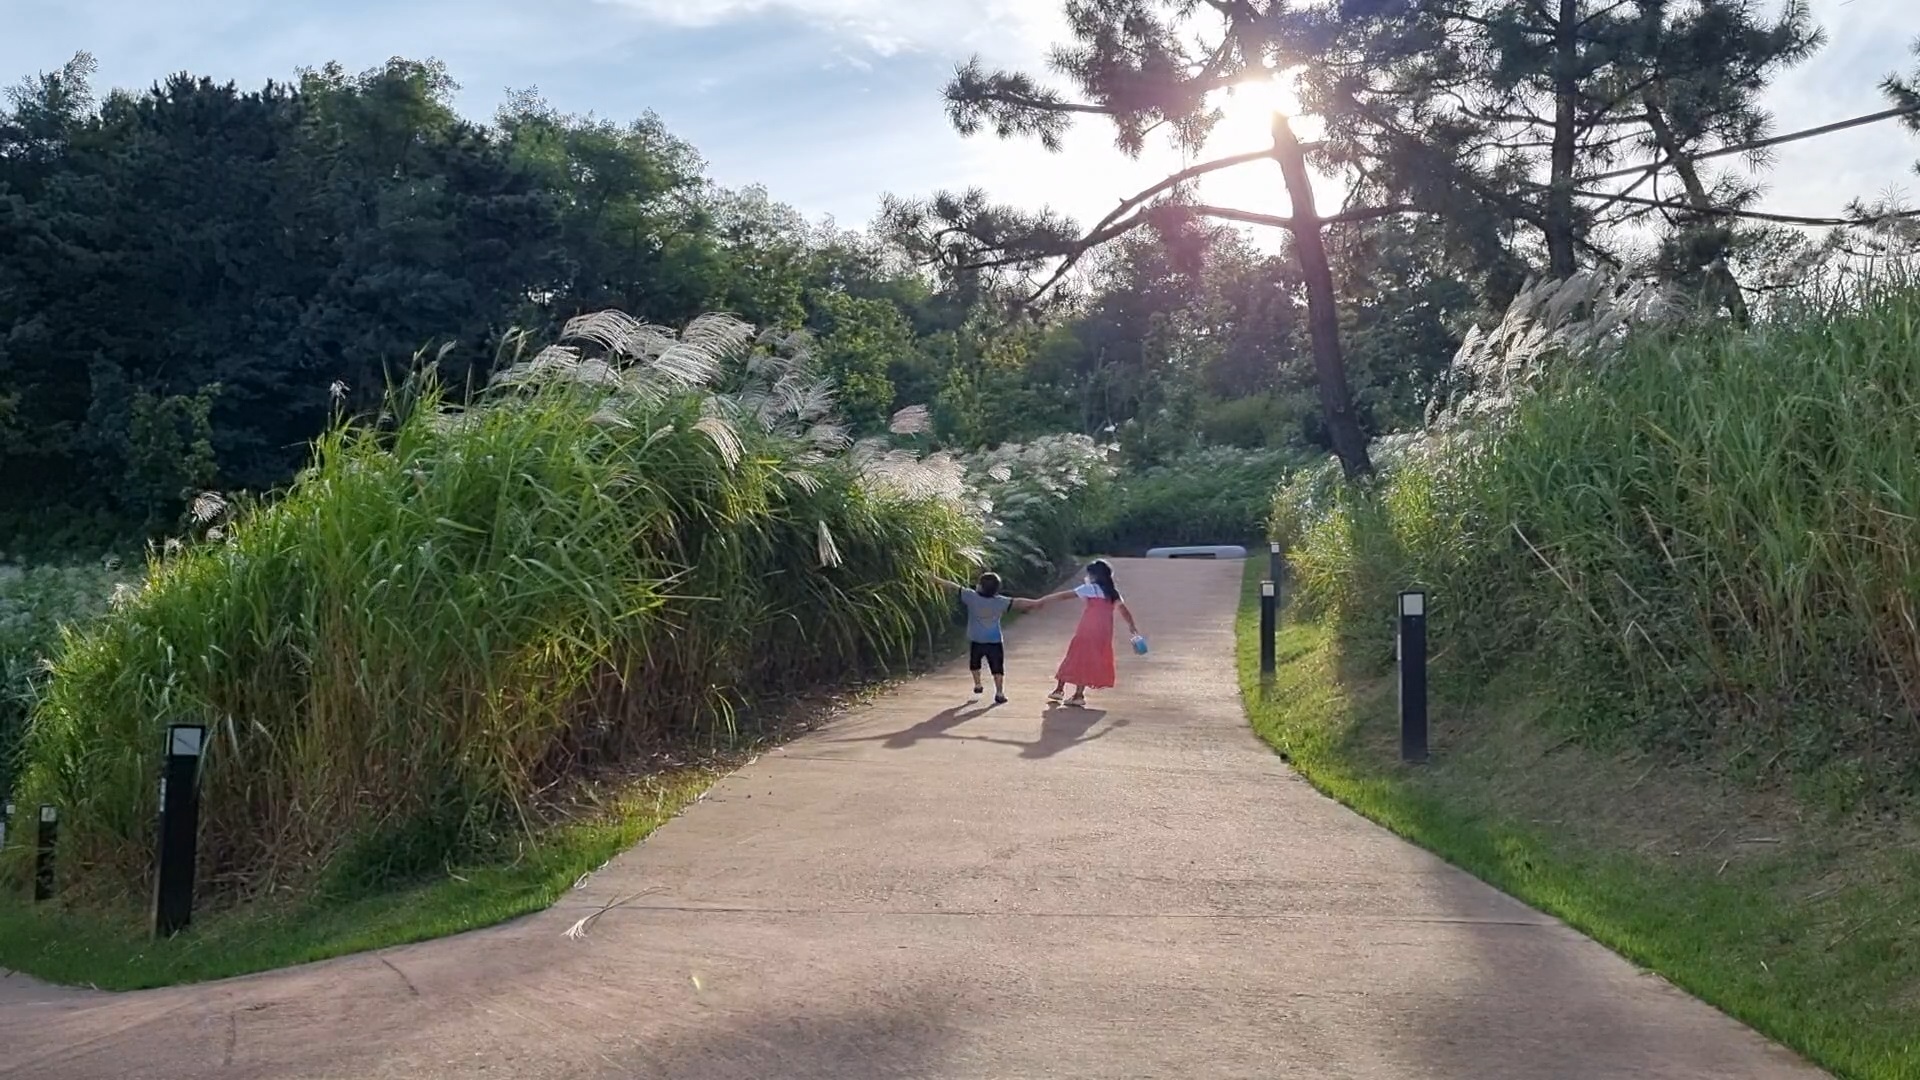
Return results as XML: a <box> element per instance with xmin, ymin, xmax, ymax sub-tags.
<box><xmin>932</xmin><ymin>571</ymin><xmax>1049</xmax><ymax>704</ymax></box>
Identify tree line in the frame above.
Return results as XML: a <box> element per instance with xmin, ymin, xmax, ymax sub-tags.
<box><xmin>0</xmin><ymin>51</ymin><xmax>1470</xmax><ymax>540</ymax></box>
<box><xmin>4</xmin><ymin>2</ymin><xmax>1918</xmax><ymax>536</ymax></box>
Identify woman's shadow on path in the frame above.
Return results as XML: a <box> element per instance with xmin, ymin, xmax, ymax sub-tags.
<box><xmin>837</xmin><ymin>701</ymin><xmax>1124</xmax><ymax>760</ymax></box>
<box><xmin>971</xmin><ymin>704</ymin><xmax>1123</xmax><ymax>759</ymax></box>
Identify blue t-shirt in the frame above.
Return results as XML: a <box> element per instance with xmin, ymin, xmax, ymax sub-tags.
<box><xmin>959</xmin><ymin>588</ymin><xmax>1014</xmax><ymax>643</ymax></box>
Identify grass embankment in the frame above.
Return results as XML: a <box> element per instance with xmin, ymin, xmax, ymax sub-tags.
<box><xmin>1249</xmin><ymin>275</ymin><xmax>1920</xmax><ymax>1079</ymax></box>
<box><xmin>1238</xmin><ymin>565</ymin><xmax>1919</xmax><ymax>1078</ymax></box>
<box><xmin>0</xmin><ymin>766</ymin><xmax>712</xmax><ymax>989</ymax></box>
<box><xmin>0</xmin><ymin>312</ymin><xmax>1106</xmax><ymax>988</ymax></box>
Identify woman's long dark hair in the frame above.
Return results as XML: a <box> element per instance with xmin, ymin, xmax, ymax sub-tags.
<box><xmin>1086</xmin><ymin>559</ymin><xmax>1121</xmax><ymax>602</ymax></box>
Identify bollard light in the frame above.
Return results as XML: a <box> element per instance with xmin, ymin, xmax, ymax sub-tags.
<box><xmin>34</xmin><ymin>805</ymin><xmax>58</xmax><ymax>902</ymax></box>
<box><xmin>1397</xmin><ymin>591</ymin><xmax>1429</xmax><ymax>763</ymax></box>
<box><xmin>1259</xmin><ymin>579</ymin><xmax>1278</xmax><ymax>676</ymax></box>
<box><xmin>154</xmin><ymin>724</ymin><xmax>208</xmax><ymax>937</ymax></box>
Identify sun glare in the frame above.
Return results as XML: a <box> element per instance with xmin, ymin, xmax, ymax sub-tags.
<box><xmin>1188</xmin><ymin>66</ymin><xmax>1338</xmax><ymax>228</ymax></box>
<box><xmin>1212</xmin><ymin>68</ymin><xmax>1322</xmax><ymax>148</ymax></box>
<box><xmin>1229</xmin><ymin>73</ymin><xmax>1304</xmax><ymax>118</ymax></box>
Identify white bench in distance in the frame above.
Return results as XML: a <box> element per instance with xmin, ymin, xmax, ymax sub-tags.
<box><xmin>1144</xmin><ymin>545</ymin><xmax>1247</xmax><ymax>559</ymax></box>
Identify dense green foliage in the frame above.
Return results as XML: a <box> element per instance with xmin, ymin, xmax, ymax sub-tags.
<box><xmin>0</xmin><ymin>559</ymin><xmax>128</xmax><ymax>799</ymax></box>
<box><xmin>1276</xmin><ymin>275</ymin><xmax>1920</xmax><ymax>801</ymax></box>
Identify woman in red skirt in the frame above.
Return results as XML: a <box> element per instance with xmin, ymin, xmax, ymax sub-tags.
<box><xmin>1039</xmin><ymin>559</ymin><xmax>1141</xmax><ymax>707</ymax></box>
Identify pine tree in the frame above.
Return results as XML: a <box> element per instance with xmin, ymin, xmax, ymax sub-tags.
<box><xmin>1884</xmin><ymin>42</ymin><xmax>1920</xmax><ymax>165</ymax></box>
<box><xmin>894</xmin><ymin>1</ymin><xmax>1411</xmax><ymax>477</ymax></box>
<box><xmin>1309</xmin><ymin>0</ymin><xmax>1821</xmax><ymax>303</ymax></box>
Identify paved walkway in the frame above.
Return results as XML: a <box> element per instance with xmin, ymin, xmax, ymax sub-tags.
<box><xmin>1</xmin><ymin>558</ymin><xmax>1821</xmax><ymax>1079</ymax></box>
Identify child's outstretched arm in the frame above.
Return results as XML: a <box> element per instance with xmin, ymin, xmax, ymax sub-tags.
<box><xmin>1116</xmin><ymin>600</ymin><xmax>1140</xmax><ymax>635</ymax></box>
<box><xmin>929</xmin><ymin>572</ymin><xmax>964</xmax><ymax>592</ymax></box>
<box><xmin>1009</xmin><ymin>596</ymin><xmax>1043</xmax><ymax>612</ymax></box>
<box><xmin>1033</xmin><ymin>590</ymin><xmax>1078</xmax><ymax>607</ymax></box>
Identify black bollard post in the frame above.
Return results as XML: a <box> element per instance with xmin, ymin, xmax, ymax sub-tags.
<box><xmin>153</xmin><ymin>724</ymin><xmax>207</xmax><ymax>938</ymax></box>
<box><xmin>34</xmin><ymin>805</ymin><xmax>57</xmax><ymax>902</ymax></box>
<box><xmin>1259</xmin><ymin>579</ymin><xmax>1277</xmax><ymax>677</ymax></box>
<box><xmin>1398</xmin><ymin>590</ymin><xmax>1428</xmax><ymax>763</ymax></box>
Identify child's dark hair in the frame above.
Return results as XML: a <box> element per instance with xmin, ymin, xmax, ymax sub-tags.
<box><xmin>976</xmin><ymin>571</ymin><xmax>1002</xmax><ymax>598</ymax></box>
<box><xmin>1086</xmin><ymin>559</ymin><xmax>1121</xmax><ymax>602</ymax></box>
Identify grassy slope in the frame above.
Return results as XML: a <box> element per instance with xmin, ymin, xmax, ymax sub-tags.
<box><xmin>0</xmin><ymin>768</ymin><xmax>715</xmax><ymax>990</ymax></box>
<box><xmin>1237</xmin><ymin>562</ymin><xmax>1920</xmax><ymax>1080</ymax></box>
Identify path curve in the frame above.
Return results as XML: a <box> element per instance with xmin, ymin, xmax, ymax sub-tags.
<box><xmin>0</xmin><ymin>559</ymin><xmax>1822</xmax><ymax>1079</ymax></box>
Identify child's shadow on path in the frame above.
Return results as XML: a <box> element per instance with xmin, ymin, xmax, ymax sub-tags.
<box><xmin>840</xmin><ymin>702</ymin><xmax>997</xmax><ymax>750</ymax></box>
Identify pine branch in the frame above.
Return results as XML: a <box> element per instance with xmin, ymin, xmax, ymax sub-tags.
<box><xmin>1577</xmin><ymin>102</ymin><xmax>1920</xmax><ymax>184</ymax></box>
<box><xmin>1189</xmin><ymin>203</ymin><xmax>1418</xmax><ymax>230</ymax></box>
<box><xmin>1015</xmin><ymin>209</ymin><xmax>1158</xmax><ymax>305</ymax></box>
<box><xmin>1577</xmin><ymin>0</ymin><xmax>1639</xmax><ymax>30</ymax></box>
<box><xmin>1570</xmin><ymin>187</ymin><xmax>1920</xmax><ymax>227</ymax></box>
<box><xmin>1005</xmin><ymin>147</ymin><xmax>1279</xmax><ymax>302</ymax></box>
<box><xmin>943</xmin><ymin>58</ymin><xmax>1111</xmax><ymax>152</ymax></box>
<box><xmin>1081</xmin><ymin>148</ymin><xmax>1277</xmax><ymax>236</ymax></box>
<box><xmin>1426</xmin><ymin>6</ymin><xmax>1555</xmax><ymax>37</ymax></box>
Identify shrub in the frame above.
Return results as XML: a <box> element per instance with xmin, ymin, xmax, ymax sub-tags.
<box><xmin>967</xmin><ymin>433</ymin><xmax>1115</xmax><ymax>592</ymax></box>
<box><xmin>1088</xmin><ymin>445</ymin><xmax>1296</xmax><ymax>552</ymax></box>
<box><xmin>0</xmin><ymin>559</ymin><xmax>129</xmax><ymax>800</ymax></box>
<box><xmin>1198</xmin><ymin>392</ymin><xmax>1310</xmax><ymax>449</ymax></box>
<box><xmin>5</xmin><ymin>313</ymin><xmax>1000</xmax><ymax>902</ymax></box>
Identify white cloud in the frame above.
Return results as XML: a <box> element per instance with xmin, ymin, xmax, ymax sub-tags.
<box><xmin>5</xmin><ymin>0</ymin><xmax>1912</xmax><ymax>248</ymax></box>
<box><xmin>596</xmin><ymin>0</ymin><xmax>1059</xmax><ymax>61</ymax></box>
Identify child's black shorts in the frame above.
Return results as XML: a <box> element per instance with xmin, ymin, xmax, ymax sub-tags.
<box><xmin>968</xmin><ymin>641</ymin><xmax>1005</xmax><ymax>675</ymax></box>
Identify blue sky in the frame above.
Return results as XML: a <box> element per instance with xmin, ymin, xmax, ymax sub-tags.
<box><xmin>3</xmin><ymin>0</ymin><xmax>1915</xmax><ymax>242</ymax></box>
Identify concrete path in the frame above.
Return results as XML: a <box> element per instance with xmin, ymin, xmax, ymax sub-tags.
<box><xmin>0</xmin><ymin>558</ymin><xmax>1822</xmax><ymax>1079</ymax></box>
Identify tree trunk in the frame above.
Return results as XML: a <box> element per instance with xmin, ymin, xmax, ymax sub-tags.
<box><xmin>1642</xmin><ymin>95</ymin><xmax>1751</xmax><ymax>324</ymax></box>
<box><xmin>1272</xmin><ymin>113</ymin><xmax>1373</xmax><ymax>478</ymax></box>
<box><xmin>1547</xmin><ymin>0</ymin><xmax>1579</xmax><ymax>279</ymax></box>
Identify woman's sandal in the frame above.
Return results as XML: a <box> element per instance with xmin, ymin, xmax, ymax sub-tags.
<box><xmin>1047</xmin><ymin>689</ymin><xmax>1065</xmax><ymax>704</ymax></box>
<box><xmin>1065</xmin><ymin>695</ymin><xmax>1086</xmax><ymax>708</ymax></box>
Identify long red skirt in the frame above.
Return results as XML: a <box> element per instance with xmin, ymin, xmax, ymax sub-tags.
<box><xmin>1055</xmin><ymin>598</ymin><xmax>1118</xmax><ymax>689</ymax></box>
